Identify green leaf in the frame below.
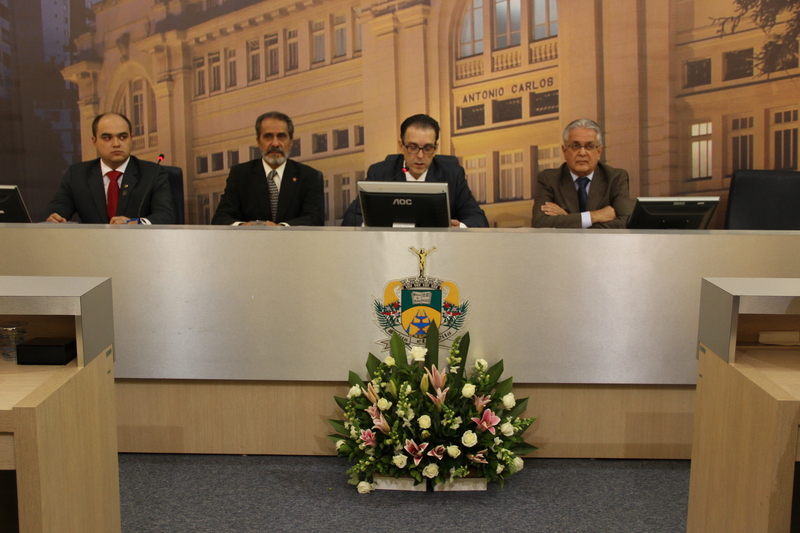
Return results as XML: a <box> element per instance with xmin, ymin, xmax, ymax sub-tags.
<box><xmin>348</xmin><ymin>370</ymin><xmax>366</xmax><ymax>389</ymax></box>
<box><xmin>328</xmin><ymin>419</ymin><xmax>348</xmax><ymax>435</ymax></box>
<box><xmin>425</xmin><ymin>321</ymin><xmax>439</xmax><ymax>369</ymax></box>
<box><xmin>366</xmin><ymin>353</ymin><xmax>382</xmax><ymax>379</ymax></box>
<box><xmin>327</xmin><ymin>434</ymin><xmax>344</xmax><ymax>444</ymax></box>
<box><xmin>390</xmin><ymin>332</ymin><xmax>408</xmax><ymax>366</ymax></box>
<box><xmin>334</xmin><ymin>396</ymin><xmax>349</xmax><ymax>410</ymax></box>
<box><xmin>459</xmin><ymin>332</ymin><xmax>471</xmax><ymax>364</ymax></box>
<box><xmin>494</xmin><ymin>376</ymin><xmax>513</xmax><ymax>399</ymax></box>
<box><xmin>506</xmin><ymin>397</ymin><xmax>529</xmax><ymax>419</ymax></box>
<box><xmin>485</xmin><ymin>360</ymin><xmax>504</xmax><ymax>388</ymax></box>
<box><xmin>510</xmin><ymin>442</ymin><xmax>538</xmax><ymax>456</ymax></box>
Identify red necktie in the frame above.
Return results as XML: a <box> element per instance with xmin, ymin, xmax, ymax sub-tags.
<box><xmin>107</xmin><ymin>170</ymin><xmax>122</xmax><ymax>221</ymax></box>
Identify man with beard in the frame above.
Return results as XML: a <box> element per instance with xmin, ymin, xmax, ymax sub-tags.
<box><xmin>212</xmin><ymin>111</ymin><xmax>324</xmax><ymax>226</ymax></box>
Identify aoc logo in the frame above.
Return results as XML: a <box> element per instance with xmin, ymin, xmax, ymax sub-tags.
<box><xmin>392</xmin><ymin>198</ymin><xmax>412</xmax><ymax>206</ymax></box>
<box><xmin>373</xmin><ymin>246</ymin><xmax>469</xmax><ymax>350</ymax></box>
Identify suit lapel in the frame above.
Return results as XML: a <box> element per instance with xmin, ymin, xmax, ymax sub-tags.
<box><xmin>251</xmin><ymin>161</ymin><xmax>272</xmax><ymax>220</ymax></box>
<box><xmin>117</xmin><ymin>158</ymin><xmax>138</xmax><ymax>217</ymax></box>
<box><xmin>586</xmin><ymin>165</ymin><xmax>608</xmax><ymax>211</ymax></box>
<box><xmin>425</xmin><ymin>158</ymin><xmax>444</xmax><ymax>183</ymax></box>
<box><xmin>277</xmin><ymin>160</ymin><xmax>299</xmax><ymax>222</ymax></box>
<box><xmin>88</xmin><ymin>161</ymin><xmax>108</xmax><ymax>221</ymax></box>
<box><xmin>558</xmin><ymin>166</ymin><xmax>581</xmax><ymax>214</ymax></box>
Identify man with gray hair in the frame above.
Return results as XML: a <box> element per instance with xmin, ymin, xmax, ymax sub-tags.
<box><xmin>212</xmin><ymin>111</ymin><xmax>324</xmax><ymax>226</ymax></box>
<box><xmin>533</xmin><ymin>118</ymin><xmax>632</xmax><ymax>228</ymax></box>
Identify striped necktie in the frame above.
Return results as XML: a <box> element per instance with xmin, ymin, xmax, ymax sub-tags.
<box><xmin>267</xmin><ymin>169</ymin><xmax>279</xmax><ymax>222</ymax></box>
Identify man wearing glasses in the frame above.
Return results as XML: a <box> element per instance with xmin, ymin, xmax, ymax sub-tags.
<box><xmin>342</xmin><ymin>114</ymin><xmax>488</xmax><ymax>227</ymax></box>
<box><xmin>533</xmin><ymin>118</ymin><xmax>632</xmax><ymax>228</ymax></box>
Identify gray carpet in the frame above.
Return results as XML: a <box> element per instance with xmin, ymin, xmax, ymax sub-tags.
<box><xmin>119</xmin><ymin>454</ymin><xmax>689</xmax><ymax>532</ymax></box>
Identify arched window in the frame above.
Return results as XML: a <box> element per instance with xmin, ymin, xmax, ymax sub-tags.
<box><xmin>113</xmin><ymin>77</ymin><xmax>158</xmax><ymax>149</ymax></box>
<box><xmin>532</xmin><ymin>0</ymin><xmax>557</xmax><ymax>41</ymax></box>
<box><xmin>494</xmin><ymin>0</ymin><xmax>521</xmax><ymax>50</ymax></box>
<box><xmin>459</xmin><ymin>0</ymin><xmax>484</xmax><ymax>58</ymax></box>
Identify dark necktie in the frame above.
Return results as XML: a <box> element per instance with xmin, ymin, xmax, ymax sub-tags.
<box><xmin>576</xmin><ymin>177</ymin><xmax>590</xmax><ymax>213</ymax></box>
<box><xmin>267</xmin><ymin>170</ymin><xmax>279</xmax><ymax>221</ymax></box>
<box><xmin>107</xmin><ymin>170</ymin><xmax>122</xmax><ymax>220</ymax></box>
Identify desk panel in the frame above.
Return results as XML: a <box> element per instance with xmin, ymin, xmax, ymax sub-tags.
<box><xmin>2</xmin><ymin>224</ymin><xmax>800</xmax><ymax>384</ymax></box>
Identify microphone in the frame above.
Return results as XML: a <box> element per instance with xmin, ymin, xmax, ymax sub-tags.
<box><xmin>136</xmin><ymin>154</ymin><xmax>165</xmax><ymax>222</ymax></box>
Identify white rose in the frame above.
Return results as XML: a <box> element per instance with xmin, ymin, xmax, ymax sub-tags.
<box><xmin>461</xmin><ymin>383</ymin><xmax>476</xmax><ymax>398</ymax></box>
<box><xmin>384</xmin><ymin>356</ymin><xmax>395</xmax><ymax>366</ymax></box>
<box><xmin>418</xmin><ymin>414</ymin><xmax>432</xmax><ymax>429</ymax></box>
<box><xmin>496</xmin><ymin>464</ymin><xmax>505</xmax><ymax>474</ymax></box>
<box><xmin>393</xmin><ymin>454</ymin><xmax>408</xmax><ymax>468</ymax></box>
<box><xmin>502</xmin><ymin>393</ymin><xmax>516</xmax><ymax>410</ymax></box>
<box><xmin>500</xmin><ymin>422</ymin><xmax>515</xmax><ymax>437</ymax></box>
<box><xmin>422</xmin><ymin>463</ymin><xmax>439</xmax><ymax>479</ymax></box>
<box><xmin>450</xmin><ymin>417</ymin><xmax>462</xmax><ymax>430</ymax></box>
<box><xmin>446</xmin><ymin>445</ymin><xmax>461</xmax><ymax>458</ymax></box>
<box><xmin>377</xmin><ymin>397</ymin><xmax>393</xmax><ymax>411</ymax></box>
<box><xmin>347</xmin><ymin>385</ymin><xmax>362</xmax><ymax>398</ymax></box>
<box><xmin>512</xmin><ymin>456</ymin><xmax>524</xmax><ymax>473</ymax></box>
<box><xmin>410</xmin><ymin>346</ymin><xmax>428</xmax><ymax>362</ymax></box>
<box><xmin>357</xmin><ymin>481</ymin><xmax>374</xmax><ymax>494</ymax></box>
<box><xmin>474</xmin><ymin>359</ymin><xmax>488</xmax><ymax>372</ymax></box>
<box><xmin>335</xmin><ymin>439</ymin><xmax>345</xmax><ymax>450</ymax></box>
<box><xmin>461</xmin><ymin>430</ymin><xmax>478</xmax><ymax>447</ymax></box>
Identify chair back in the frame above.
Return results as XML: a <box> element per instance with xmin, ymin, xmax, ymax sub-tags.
<box><xmin>163</xmin><ymin>165</ymin><xmax>185</xmax><ymax>224</ymax></box>
<box><xmin>725</xmin><ymin>169</ymin><xmax>800</xmax><ymax>230</ymax></box>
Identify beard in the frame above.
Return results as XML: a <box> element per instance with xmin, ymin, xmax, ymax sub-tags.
<box><xmin>263</xmin><ymin>148</ymin><xmax>287</xmax><ymax>167</ymax></box>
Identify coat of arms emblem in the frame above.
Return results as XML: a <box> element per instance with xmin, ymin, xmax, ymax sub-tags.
<box><xmin>374</xmin><ymin>246</ymin><xmax>469</xmax><ymax>350</ymax></box>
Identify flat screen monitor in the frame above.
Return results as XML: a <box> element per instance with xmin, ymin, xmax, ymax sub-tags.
<box><xmin>358</xmin><ymin>181</ymin><xmax>450</xmax><ymax>228</ymax></box>
<box><xmin>0</xmin><ymin>185</ymin><xmax>32</xmax><ymax>223</ymax></box>
<box><xmin>627</xmin><ymin>196</ymin><xmax>719</xmax><ymax>229</ymax></box>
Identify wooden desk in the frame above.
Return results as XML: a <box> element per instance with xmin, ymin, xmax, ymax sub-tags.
<box><xmin>688</xmin><ymin>346</ymin><xmax>800</xmax><ymax>533</ymax></box>
<box><xmin>0</xmin><ymin>350</ymin><xmax>120</xmax><ymax>532</ymax></box>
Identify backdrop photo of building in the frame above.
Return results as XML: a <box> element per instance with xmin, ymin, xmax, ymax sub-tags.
<box><xmin>1</xmin><ymin>0</ymin><xmax>787</xmax><ymax>226</ymax></box>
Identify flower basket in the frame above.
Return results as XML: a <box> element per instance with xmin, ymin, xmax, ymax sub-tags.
<box><xmin>328</xmin><ymin>323</ymin><xmax>537</xmax><ymax>493</ymax></box>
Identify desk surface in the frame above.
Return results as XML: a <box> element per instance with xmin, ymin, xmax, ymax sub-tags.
<box><xmin>3</xmin><ymin>225</ymin><xmax>800</xmax><ymax>384</ymax></box>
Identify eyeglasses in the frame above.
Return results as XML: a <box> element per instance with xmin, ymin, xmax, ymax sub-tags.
<box><xmin>403</xmin><ymin>143</ymin><xmax>437</xmax><ymax>156</ymax></box>
<box><xmin>565</xmin><ymin>143</ymin><xmax>600</xmax><ymax>152</ymax></box>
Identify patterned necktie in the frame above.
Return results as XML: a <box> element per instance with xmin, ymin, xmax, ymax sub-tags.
<box><xmin>107</xmin><ymin>170</ymin><xmax>122</xmax><ymax>220</ymax></box>
<box><xmin>267</xmin><ymin>169</ymin><xmax>279</xmax><ymax>221</ymax></box>
<box><xmin>576</xmin><ymin>177</ymin><xmax>590</xmax><ymax>213</ymax></box>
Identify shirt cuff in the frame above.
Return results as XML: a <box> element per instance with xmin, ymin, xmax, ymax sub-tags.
<box><xmin>581</xmin><ymin>211</ymin><xmax>592</xmax><ymax>229</ymax></box>
<box><xmin>140</xmin><ymin>218</ymin><xmax>151</xmax><ymax>225</ymax></box>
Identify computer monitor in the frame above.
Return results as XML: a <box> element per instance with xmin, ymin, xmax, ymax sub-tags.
<box><xmin>358</xmin><ymin>181</ymin><xmax>450</xmax><ymax>228</ymax></box>
<box><xmin>0</xmin><ymin>185</ymin><xmax>32</xmax><ymax>223</ymax></box>
<box><xmin>627</xmin><ymin>196</ymin><xmax>719</xmax><ymax>229</ymax></box>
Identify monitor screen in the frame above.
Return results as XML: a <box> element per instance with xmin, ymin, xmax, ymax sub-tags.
<box><xmin>0</xmin><ymin>185</ymin><xmax>32</xmax><ymax>223</ymax></box>
<box><xmin>627</xmin><ymin>196</ymin><xmax>719</xmax><ymax>229</ymax></box>
<box><xmin>358</xmin><ymin>181</ymin><xmax>450</xmax><ymax>228</ymax></box>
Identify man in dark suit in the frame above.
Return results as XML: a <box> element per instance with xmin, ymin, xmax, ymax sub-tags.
<box><xmin>45</xmin><ymin>112</ymin><xmax>175</xmax><ymax>224</ymax></box>
<box><xmin>533</xmin><ymin>118</ymin><xmax>632</xmax><ymax>228</ymax></box>
<box><xmin>212</xmin><ymin>111</ymin><xmax>324</xmax><ymax>226</ymax></box>
<box><xmin>342</xmin><ymin>114</ymin><xmax>488</xmax><ymax>228</ymax></box>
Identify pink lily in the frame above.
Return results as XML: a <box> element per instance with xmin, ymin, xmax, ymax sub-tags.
<box><xmin>360</xmin><ymin>429</ymin><xmax>377</xmax><ymax>447</ymax></box>
<box><xmin>372</xmin><ymin>412</ymin><xmax>390</xmax><ymax>435</ymax></box>
<box><xmin>427</xmin><ymin>444</ymin><xmax>446</xmax><ymax>460</ymax></box>
<box><xmin>426</xmin><ymin>387</ymin><xmax>450</xmax><ymax>409</ymax></box>
<box><xmin>474</xmin><ymin>394</ymin><xmax>492</xmax><ymax>414</ymax></box>
<box><xmin>425</xmin><ymin>365</ymin><xmax>448</xmax><ymax>391</ymax></box>
<box><xmin>365</xmin><ymin>405</ymin><xmax>380</xmax><ymax>419</ymax></box>
<box><xmin>467</xmin><ymin>449</ymin><xmax>488</xmax><ymax>464</ymax></box>
<box><xmin>362</xmin><ymin>382</ymin><xmax>379</xmax><ymax>404</ymax></box>
<box><xmin>404</xmin><ymin>439</ymin><xmax>429</xmax><ymax>466</ymax></box>
<box><xmin>471</xmin><ymin>408</ymin><xmax>501</xmax><ymax>435</ymax></box>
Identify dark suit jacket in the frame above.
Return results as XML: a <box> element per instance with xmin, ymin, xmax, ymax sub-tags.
<box><xmin>212</xmin><ymin>159</ymin><xmax>324</xmax><ymax>226</ymax></box>
<box><xmin>342</xmin><ymin>154</ymin><xmax>489</xmax><ymax>227</ymax></box>
<box><xmin>532</xmin><ymin>162</ymin><xmax>633</xmax><ymax>228</ymax></box>
<box><xmin>44</xmin><ymin>156</ymin><xmax>176</xmax><ymax>224</ymax></box>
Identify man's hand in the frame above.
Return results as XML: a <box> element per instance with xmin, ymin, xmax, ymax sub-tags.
<box><xmin>110</xmin><ymin>216</ymin><xmax>138</xmax><ymax>225</ymax></box>
<box><xmin>46</xmin><ymin>213</ymin><xmax>66</xmax><ymax>223</ymax></box>
<box><xmin>540</xmin><ymin>202</ymin><xmax>568</xmax><ymax>217</ymax></box>
<box><xmin>589</xmin><ymin>206</ymin><xmax>616</xmax><ymax>224</ymax></box>
<box><xmin>450</xmin><ymin>219</ymin><xmax>460</xmax><ymax>227</ymax></box>
<box><xmin>241</xmin><ymin>220</ymin><xmax>279</xmax><ymax>226</ymax></box>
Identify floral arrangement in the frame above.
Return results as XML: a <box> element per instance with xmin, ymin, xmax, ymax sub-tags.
<box><xmin>328</xmin><ymin>324</ymin><xmax>536</xmax><ymax>492</ymax></box>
